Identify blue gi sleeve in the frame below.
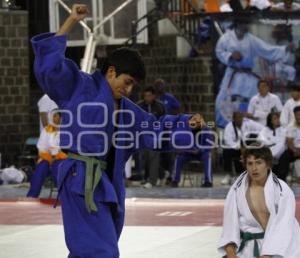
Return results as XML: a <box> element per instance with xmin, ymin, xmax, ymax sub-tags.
<box><xmin>134</xmin><ymin>108</ymin><xmax>196</xmax><ymax>151</ymax></box>
<box><xmin>31</xmin><ymin>33</ymin><xmax>84</xmax><ymax>103</ymax></box>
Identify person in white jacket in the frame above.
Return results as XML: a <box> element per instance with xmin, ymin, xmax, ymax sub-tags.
<box><xmin>247</xmin><ymin>80</ymin><xmax>283</xmax><ymax>126</ymax></box>
<box><xmin>280</xmin><ymin>83</ymin><xmax>300</xmax><ymax>127</ymax></box>
<box><xmin>218</xmin><ymin>145</ymin><xmax>300</xmax><ymax>258</ymax></box>
<box><xmin>258</xmin><ymin>112</ymin><xmax>286</xmax><ymax>160</ymax></box>
<box><xmin>221</xmin><ymin>111</ymin><xmax>264</xmax><ymax>185</ymax></box>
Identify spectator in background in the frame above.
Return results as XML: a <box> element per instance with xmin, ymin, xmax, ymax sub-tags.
<box><xmin>154</xmin><ymin>78</ymin><xmax>180</xmax><ymax>115</ymax></box>
<box><xmin>280</xmin><ymin>83</ymin><xmax>300</xmax><ymax>127</ymax></box>
<box><xmin>220</xmin><ymin>0</ymin><xmax>233</xmax><ymax>12</ymax></box>
<box><xmin>27</xmin><ymin>110</ymin><xmax>67</xmax><ymax>197</ymax></box>
<box><xmin>246</xmin><ymin>80</ymin><xmax>283</xmax><ymax>125</ymax></box>
<box><xmin>154</xmin><ymin>78</ymin><xmax>181</xmax><ymax>183</ymax></box>
<box><xmin>258</xmin><ymin>112</ymin><xmax>287</xmax><ymax>175</ymax></box>
<box><xmin>272</xmin><ymin>0</ymin><xmax>300</xmax><ymax>11</ymax></box>
<box><xmin>37</xmin><ymin>94</ymin><xmax>58</xmax><ymax>133</ymax></box>
<box><xmin>245</xmin><ymin>0</ymin><xmax>273</xmax><ymax>11</ymax></box>
<box><xmin>137</xmin><ymin>86</ymin><xmax>166</xmax><ymax>188</ymax></box>
<box><xmin>221</xmin><ymin>111</ymin><xmax>264</xmax><ymax>185</ymax></box>
<box><xmin>171</xmin><ymin>118</ymin><xmax>213</xmax><ymax>188</ymax></box>
<box><xmin>215</xmin><ymin>18</ymin><xmax>292</xmax><ymax>128</ymax></box>
<box><xmin>277</xmin><ymin>106</ymin><xmax>300</xmax><ymax>181</ymax></box>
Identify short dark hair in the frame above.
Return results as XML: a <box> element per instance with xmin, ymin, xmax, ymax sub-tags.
<box><xmin>293</xmin><ymin>105</ymin><xmax>300</xmax><ymax>114</ymax></box>
<box><xmin>242</xmin><ymin>144</ymin><xmax>273</xmax><ymax>166</ymax></box>
<box><xmin>101</xmin><ymin>47</ymin><xmax>146</xmax><ymax>82</ymax></box>
<box><xmin>258</xmin><ymin>79</ymin><xmax>270</xmax><ymax>87</ymax></box>
<box><xmin>143</xmin><ymin>86</ymin><xmax>156</xmax><ymax>94</ymax></box>
<box><xmin>266</xmin><ymin>112</ymin><xmax>279</xmax><ymax>130</ymax></box>
<box><xmin>288</xmin><ymin>81</ymin><xmax>300</xmax><ymax>91</ymax></box>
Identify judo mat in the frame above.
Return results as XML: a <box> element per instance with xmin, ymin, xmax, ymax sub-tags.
<box><xmin>1</xmin><ymin>198</ymin><xmax>300</xmax><ymax>258</ymax></box>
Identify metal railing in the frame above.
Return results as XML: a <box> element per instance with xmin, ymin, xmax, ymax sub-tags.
<box><xmin>56</xmin><ymin>0</ymin><xmax>133</xmax><ymax>73</ymax></box>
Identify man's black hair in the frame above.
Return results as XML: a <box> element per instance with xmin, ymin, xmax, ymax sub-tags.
<box><xmin>101</xmin><ymin>47</ymin><xmax>146</xmax><ymax>82</ymax></box>
<box><xmin>257</xmin><ymin>79</ymin><xmax>270</xmax><ymax>87</ymax></box>
<box><xmin>288</xmin><ymin>81</ymin><xmax>300</xmax><ymax>91</ymax></box>
<box><xmin>143</xmin><ymin>86</ymin><xmax>156</xmax><ymax>94</ymax></box>
<box><xmin>293</xmin><ymin>105</ymin><xmax>300</xmax><ymax>114</ymax></box>
<box><xmin>243</xmin><ymin>143</ymin><xmax>273</xmax><ymax>166</ymax></box>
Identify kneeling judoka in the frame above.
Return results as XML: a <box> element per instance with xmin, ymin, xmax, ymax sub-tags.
<box><xmin>218</xmin><ymin>145</ymin><xmax>300</xmax><ymax>258</ymax></box>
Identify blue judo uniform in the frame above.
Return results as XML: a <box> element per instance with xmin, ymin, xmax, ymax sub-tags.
<box><xmin>173</xmin><ymin>127</ymin><xmax>213</xmax><ymax>185</ymax></box>
<box><xmin>32</xmin><ymin>33</ymin><xmax>198</xmax><ymax>258</ymax></box>
<box><xmin>27</xmin><ymin>159</ymin><xmax>60</xmax><ymax>197</ymax></box>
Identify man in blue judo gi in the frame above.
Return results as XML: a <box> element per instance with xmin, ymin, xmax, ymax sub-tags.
<box><xmin>171</xmin><ymin>124</ymin><xmax>213</xmax><ymax>188</ymax></box>
<box><xmin>31</xmin><ymin>4</ymin><xmax>205</xmax><ymax>258</ymax></box>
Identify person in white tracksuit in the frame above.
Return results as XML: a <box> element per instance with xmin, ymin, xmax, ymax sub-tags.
<box><xmin>218</xmin><ymin>145</ymin><xmax>300</xmax><ymax>258</ymax></box>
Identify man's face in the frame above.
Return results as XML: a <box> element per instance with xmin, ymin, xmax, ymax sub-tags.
<box><xmin>52</xmin><ymin>113</ymin><xmax>61</xmax><ymax>126</ymax></box>
<box><xmin>271</xmin><ymin>114</ymin><xmax>280</xmax><ymax>128</ymax></box>
<box><xmin>246</xmin><ymin>155</ymin><xmax>270</xmax><ymax>183</ymax></box>
<box><xmin>258</xmin><ymin>82</ymin><xmax>270</xmax><ymax>96</ymax></box>
<box><xmin>233</xmin><ymin>112</ymin><xmax>243</xmax><ymax>127</ymax></box>
<box><xmin>106</xmin><ymin>67</ymin><xmax>137</xmax><ymax>99</ymax></box>
<box><xmin>284</xmin><ymin>0</ymin><xmax>293</xmax><ymax>9</ymax></box>
<box><xmin>143</xmin><ymin>91</ymin><xmax>156</xmax><ymax>104</ymax></box>
<box><xmin>234</xmin><ymin>24</ymin><xmax>248</xmax><ymax>40</ymax></box>
<box><xmin>291</xmin><ymin>89</ymin><xmax>300</xmax><ymax>101</ymax></box>
<box><xmin>295</xmin><ymin>111</ymin><xmax>300</xmax><ymax>125</ymax></box>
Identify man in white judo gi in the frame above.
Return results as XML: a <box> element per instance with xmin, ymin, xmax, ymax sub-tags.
<box><xmin>218</xmin><ymin>145</ymin><xmax>300</xmax><ymax>258</ymax></box>
<box><xmin>215</xmin><ymin>19</ymin><xmax>293</xmax><ymax>128</ymax></box>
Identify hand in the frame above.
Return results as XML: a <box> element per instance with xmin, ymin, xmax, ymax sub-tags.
<box><xmin>56</xmin><ymin>4</ymin><xmax>89</xmax><ymax>35</ymax></box>
<box><xmin>286</xmin><ymin>42</ymin><xmax>295</xmax><ymax>52</ymax></box>
<box><xmin>231</xmin><ymin>51</ymin><xmax>243</xmax><ymax>61</ymax></box>
<box><xmin>70</xmin><ymin>4</ymin><xmax>89</xmax><ymax>22</ymax></box>
<box><xmin>189</xmin><ymin>113</ymin><xmax>206</xmax><ymax>129</ymax></box>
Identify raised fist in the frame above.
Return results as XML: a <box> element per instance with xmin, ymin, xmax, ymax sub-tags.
<box><xmin>71</xmin><ymin>4</ymin><xmax>89</xmax><ymax>21</ymax></box>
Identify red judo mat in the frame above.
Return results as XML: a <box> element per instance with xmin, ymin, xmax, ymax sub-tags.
<box><xmin>1</xmin><ymin>198</ymin><xmax>300</xmax><ymax>226</ymax></box>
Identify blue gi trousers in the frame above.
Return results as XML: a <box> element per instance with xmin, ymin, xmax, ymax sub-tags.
<box><xmin>173</xmin><ymin>151</ymin><xmax>212</xmax><ymax>184</ymax></box>
<box><xmin>27</xmin><ymin>160</ymin><xmax>59</xmax><ymax>197</ymax></box>
<box><xmin>60</xmin><ymin>173</ymin><xmax>119</xmax><ymax>258</ymax></box>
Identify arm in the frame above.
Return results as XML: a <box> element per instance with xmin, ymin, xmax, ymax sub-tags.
<box><xmin>271</xmin><ymin>133</ymin><xmax>286</xmax><ymax>159</ymax></box>
<box><xmin>56</xmin><ymin>5</ymin><xmax>88</xmax><ymax>36</ymax></box>
<box><xmin>133</xmin><ymin>106</ymin><xmax>206</xmax><ymax>151</ymax></box>
<box><xmin>40</xmin><ymin>113</ymin><xmax>49</xmax><ymax>128</ymax></box>
<box><xmin>224</xmin><ymin>124</ymin><xmax>240</xmax><ymax>149</ymax></box>
<box><xmin>37</xmin><ymin>129</ymin><xmax>52</xmax><ymax>163</ymax></box>
<box><xmin>225</xmin><ymin>244</ymin><xmax>238</xmax><ymax>258</ymax></box>
<box><xmin>31</xmin><ymin>4</ymin><xmax>88</xmax><ymax>102</ymax></box>
<box><xmin>274</xmin><ymin>96</ymin><xmax>283</xmax><ymax>113</ymax></box>
<box><xmin>215</xmin><ymin>34</ymin><xmax>235</xmax><ymax>66</ymax></box>
<box><xmin>251</xmin><ymin>34</ymin><xmax>287</xmax><ymax>62</ymax></box>
<box><xmin>218</xmin><ymin>186</ymin><xmax>241</xmax><ymax>257</ymax></box>
<box><xmin>261</xmin><ymin>183</ymin><xmax>297</xmax><ymax>257</ymax></box>
<box><xmin>280</xmin><ymin>103</ymin><xmax>290</xmax><ymax>127</ymax></box>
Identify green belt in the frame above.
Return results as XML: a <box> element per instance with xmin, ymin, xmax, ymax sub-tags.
<box><xmin>68</xmin><ymin>153</ymin><xmax>107</xmax><ymax>213</ymax></box>
<box><xmin>238</xmin><ymin>231</ymin><xmax>265</xmax><ymax>258</ymax></box>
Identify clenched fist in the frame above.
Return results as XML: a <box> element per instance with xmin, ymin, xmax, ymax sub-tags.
<box><xmin>189</xmin><ymin>113</ymin><xmax>206</xmax><ymax>129</ymax></box>
<box><xmin>70</xmin><ymin>4</ymin><xmax>89</xmax><ymax>22</ymax></box>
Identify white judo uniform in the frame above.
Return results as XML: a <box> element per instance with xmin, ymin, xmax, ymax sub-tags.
<box><xmin>247</xmin><ymin>93</ymin><xmax>283</xmax><ymax>126</ymax></box>
<box><xmin>218</xmin><ymin>172</ymin><xmax>300</xmax><ymax>258</ymax></box>
<box><xmin>258</xmin><ymin>126</ymin><xmax>286</xmax><ymax>159</ymax></box>
<box><xmin>215</xmin><ymin>29</ymin><xmax>289</xmax><ymax>128</ymax></box>
<box><xmin>37</xmin><ymin>125</ymin><xmax>61</xmax><ymax>156</ymax></box>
